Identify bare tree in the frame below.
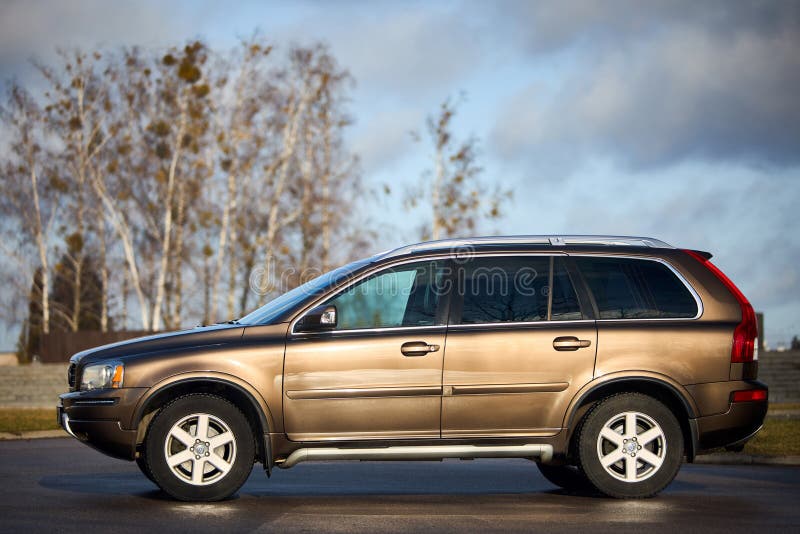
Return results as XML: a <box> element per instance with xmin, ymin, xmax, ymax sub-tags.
<box><xmin>408</xmin><ymin>97</ymin><xmax>512</xmax><ymax>240</ymax></box>
<box><xmin>2</xmin><ymin>38</ymin><xmax>371</xmax><ymax>338</ymax></box>
<box><xmin>209</xmin><ymin>38</ymin><xmax>275</xmax><ymax>321</ymax></box>
<box><xmin>37</xmin><ymin>50</ymin><xmax>116</xmax><ymax>332</ymax></box>
<box><xmin>0</xmin><ymin>85</ymin><xmax>59</xmax><ymax>338</ymax></box>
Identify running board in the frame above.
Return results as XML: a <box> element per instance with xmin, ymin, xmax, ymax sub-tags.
<box><xmin>277</xmin><ymin>443</ymin><xmax>553</xmax><ymax>469</ymax></box>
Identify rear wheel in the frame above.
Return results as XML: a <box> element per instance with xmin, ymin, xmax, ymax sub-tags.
<box><xmin>145</xmin><ymin>394</ymin><xmax>255</xmax><ymax>501</ymax></box>
<box><xmin>577</xmin><ymin>393</ymin><xmax>683</xmax><ymax>499</ymax></box>
<box><xmin>536</xmin><ymin>463</ymin><xmax>595</xmax><ymax>493</ymax></box>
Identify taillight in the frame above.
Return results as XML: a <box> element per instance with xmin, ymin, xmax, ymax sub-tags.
<box><xmin>683</xmin><ymin>250</ymin><xmax>758</xmax><ymax>363</ymax></box>
<box><xmin>731</xmin><ymin>389</ymin><xmax>767</xmax><ymax>403</ymax></box>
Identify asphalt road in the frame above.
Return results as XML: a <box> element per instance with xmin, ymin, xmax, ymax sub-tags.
<box><xmin>1</xmin><ymin>438</ymin><xmax>798</xmax><ymax>533</ymax></box>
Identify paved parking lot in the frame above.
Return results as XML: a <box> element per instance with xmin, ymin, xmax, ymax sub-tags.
<box><xmin>1</xmin><ymin>438</ymin><xmax>799</xmax><ymax>533</ymax></box>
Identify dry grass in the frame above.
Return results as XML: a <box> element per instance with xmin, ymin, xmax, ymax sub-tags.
<box><xmin>0</xmin><ymin>408</ymin><xmax>59</xmax><ymax>434</ymax></box>
<box><xmin>769</xmin><ymin>402</ymin><xmax>800</xmax><ymax>413</ymax></box>
<box><xmin>744</xmin><ymin>418</ymin><xmax>800</xmax><ymax>456</ymax></box>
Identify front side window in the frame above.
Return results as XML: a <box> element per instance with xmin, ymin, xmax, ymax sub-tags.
<box><xmin>456</xmin><ymin>256</ymin><xmax>582</xmax><ymax>324</ymax></box>
<box><xmin>575</xmin><ymin>256</ymin><xmax>698</xmax><ymax>319</ymax></box>
<box><xmin>322</xmin><ymin>260</ymin><xmax>446</xmax><ymax>330</ymax></box>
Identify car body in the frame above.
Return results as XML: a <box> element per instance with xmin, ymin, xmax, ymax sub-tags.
<box><xmin>58</xmin><ymin>235</ymin><xmax>768</xmax><ymax>500</ymax></box>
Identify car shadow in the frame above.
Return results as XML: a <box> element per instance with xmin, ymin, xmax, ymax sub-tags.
<box><xmin>37</xmin><ymin>461</ymin><xmax>707</xmax><ymax>501</ymax></box>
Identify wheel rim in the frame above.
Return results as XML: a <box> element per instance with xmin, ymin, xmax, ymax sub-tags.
<box><xmin>163</xmin><ymin>413</ymin><xmax>237</xmax><ymax>486</ymax></box>
<box><xmin>596</xmin><ymin>411</ymin><xmax>666</xmax><ymax>483</ymax></box>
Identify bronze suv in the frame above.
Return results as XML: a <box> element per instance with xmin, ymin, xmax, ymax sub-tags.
<box><xmin>58</xmin><ymin>236</ymin><xmax>767</xmax><ymax>501</ymax></box>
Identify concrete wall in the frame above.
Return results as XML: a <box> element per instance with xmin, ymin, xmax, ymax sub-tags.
<box><xmin>0</xmin><ymin>352</ymin><xmax>797</xmax><ymax>409</ymax></box>
<box><xmin>0</xmin><ymin>364</ymin><xmax>68</xmax><ymax>408</ymax></box>
<box><xmin>758</xmin><ymin>350</ymin><xmax>800</xmax><ymax>403</ymax></box>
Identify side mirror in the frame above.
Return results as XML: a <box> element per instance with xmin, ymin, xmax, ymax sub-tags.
<box><xmin>296</xmin><ymin>305</ymin><xmax>337</xmax><ymax>332</ymax></box>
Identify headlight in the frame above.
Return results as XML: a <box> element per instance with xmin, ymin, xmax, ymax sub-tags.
<box><xmin>80</xmin><ymin>362</ymin><xmax>124</xmax><ymax>391</ymax></box>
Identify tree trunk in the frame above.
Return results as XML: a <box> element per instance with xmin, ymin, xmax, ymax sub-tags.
<box><xmin>151</xmin><ymin>96</ymin><xmax>187</xmax><ymax>331</ymax></box>
<box><xmin>239</xmin><ymin>247</ymin><xmax>256</xmax><ymax>316</ymax></box>
<box><xmin>97</xmin><ymin>204</ymin><xmax>108</xmax><ymax>332</ymax></box>
<box><xmin>258</xmin><ymin>86</ymin><xmax>311</xmax><ymax>305</ymax></box>
<box><xmin>121</xmin><ymin>267</ymin><xmax>129</xmax><ymax>331</ymax></box>
<box><xmin>30</xmin><ymin>164</ymin><xmax>50</xmax><ymax>335</ymax></box>
<box><xmin>299</xmin><ymin>125</ymin><xmax>315</xmax><ymax>274</ymax></box>
<box><xmin>321</xmin><ymin>109</ymin><xmax>332</xmax><ymax>272</ymax></box>
<box><xmin>171</xmin><ymin>180</ymin><xmax>186</xmax><ymax>328</ymax></box>
<box><xmin>211</xmin><ymin>170</ymin><xmax>235</xmax><ymax>322</ymax></box>
<box><xmin>89</xmin><ymin>175</ymin><xmax>150</xmax><ymax>329</ymax></box>
<box><xmin>431</xmin><ymin>145</ymin><xmax>444</xmax><ymax>241</ymax></box>
<box><xmin>203</xmin><ymin>253</ymin><xmax>211</xmax><ymax>325</ymax></box>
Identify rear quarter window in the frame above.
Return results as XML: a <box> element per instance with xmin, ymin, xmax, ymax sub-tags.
<box><xmin>575</xmin><ymin>257</ymin><xmax>698</xmax><ymax>319</ymax></box>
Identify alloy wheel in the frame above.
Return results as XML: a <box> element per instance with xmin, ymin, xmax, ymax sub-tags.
<box><xmin>595</xmin><ymin>411</ymin><xmax>666</xmax><ymax>483</ymax></box>
<box><xmin>163</xmin><ymin>413</ymin><xmax>237</xmax><ymax>486</ymax></box>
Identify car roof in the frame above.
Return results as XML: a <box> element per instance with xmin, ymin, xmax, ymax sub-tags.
<box><xmin>376</xmin><ymin>235</ymin><xmax>675</xmax><ymax>260</ymax></box>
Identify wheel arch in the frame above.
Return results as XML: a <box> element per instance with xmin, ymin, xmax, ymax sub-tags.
<box><xmin>132</xmin><ymin>373</ymin><xmax>274</xmax><ymax>472</ymax></box>
<box><xmin>564</xmin><ymin>374</ymin><xmax>699</xmax><ymax>462</ymax></box>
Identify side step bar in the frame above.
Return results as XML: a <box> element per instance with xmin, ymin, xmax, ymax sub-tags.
<box><xmin>277</xmin><ymin>443</ymin><xmax>553</xmax><ymax>469</ymax></box>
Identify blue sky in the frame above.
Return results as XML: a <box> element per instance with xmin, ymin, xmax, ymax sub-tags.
<box><xmin>1</xmin><ymin>0</ymin><xmax>798</xmax><ymax>347</ymax></box>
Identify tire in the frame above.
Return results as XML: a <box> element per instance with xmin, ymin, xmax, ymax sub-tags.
<box><xmin>576</xmin><ymin>393</ymin><xmax>683</xmax><ymax>499</ymax></box>
<box><xmin>136</xmin><ymin>453</ymin><xmax>155</xmax><ymax>483</ymax></box>
<box><xmin>537</xmin><ymin>463</ymin><xmax>595</xmax><ymax>493</ymax></box>
<box><xmin>145</xmin><ymin>394</ymin><xmax>255</xmax><ymax>501</ymax></box>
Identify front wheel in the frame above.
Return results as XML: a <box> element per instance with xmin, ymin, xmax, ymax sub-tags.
<box><xmin>145</xmin><ymin>394</ymin><xmax>255</xmax><ymax>501</ymax></box>
<box><xmin>577</xmin><ymin>393</ymin><xmax>683</xmax><ymax>499</ymax></box>
<box><xmin>136</xmin><ymin>453</ymin><xmax>155</xmax><ymax>483</ymax></box>
<box><xmin>536</xmin><ymin>463</ymin><xmax>595</xmax><ymax>493</ymax></box>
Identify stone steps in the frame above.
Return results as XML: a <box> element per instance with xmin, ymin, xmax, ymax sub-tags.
<box><xmin>0</xmin><ymin>365</ymin><xmax>69</xmax><ymax>408</ymax></box>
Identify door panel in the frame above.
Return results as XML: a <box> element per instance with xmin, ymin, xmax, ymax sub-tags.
<box><xmin>283</xmin><ymin>259</ymin><xmax>450</xmax><ymax>441</ymax></box>
<box><xmin>284</xmin><ymin>329</ymin><xmax>445</xmax><ymax>440</ymax></box>
<box><xmin>442</xmin><ymin>323</ymin><xmax>596</xmax><ymax>437</ymax></box>
<box><xmin>441</xmin><ymin>255</ymin><xmax>597</xmax><ymax>437</ymax></box>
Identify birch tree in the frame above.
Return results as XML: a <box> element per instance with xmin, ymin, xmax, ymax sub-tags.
<box><xmin>2</xmin><ymin>38</ymin><xmax>370</xmax><ymax>337</ymax></box>
<box><xmin>0</xmin><ymin>85</ymin><xmax>59</xmax><ymax>339</ymax></box>
<box><xmin>408</xmin><ymin>97</ymin><xmax>512</xmax><ymax>240</ymax></box>
<box><xmin>37</xmin><ymin>50</ymin><xmax>115</xmax><ymax>332</ymax></box>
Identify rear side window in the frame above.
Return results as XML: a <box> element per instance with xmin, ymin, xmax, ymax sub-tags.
<box><xmin>575</xmin><ymin>257</ymin><xmax>698</xmax><ymax>319</ymax></box>
<box><xmin>551</xmin><ymin>258</ymin><xmax>583</xmax><ymax>321</ymax></box>
<box><xmin>456</xmin><ymin>256</ymin><xmax>582</xmax><ymax>324</ymax></box>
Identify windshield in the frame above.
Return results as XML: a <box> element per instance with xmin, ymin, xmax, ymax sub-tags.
<box><xmin>237</xmin><ymin>256</ymin><xmax>375</xmax><ymax>325</ymax></box>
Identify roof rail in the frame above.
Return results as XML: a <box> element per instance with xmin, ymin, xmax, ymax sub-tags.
<box><xmin>379</xmin><ymin>235</ymin><xmax>674</xmax><ymax>259</ymax></box>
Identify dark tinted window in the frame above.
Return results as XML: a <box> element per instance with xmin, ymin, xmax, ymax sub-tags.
<box><xmin>575</xmin><ymin>257</ymin><xmax>698</xmax><ymax>319</ymax></box>
<box><xmin>456</xmin><ymin>256</ymin><xmax>582</xmax><ymax>324</ymax></box>
<box><xmin>323</xmin><ymin>260</ymin><xmax>446</xmax><ymax>330</ymax></box>
<box><xmin>552</xmin><ymin>258</ymin><xmax>583</xmax><ymax>320</ymax></box>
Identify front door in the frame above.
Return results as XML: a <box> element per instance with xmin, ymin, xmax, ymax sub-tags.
<box><xmin>283</xmin><ymin>259</ymin><xmax>450</xmax><ymax>441</ymax></box>
<box><xmin>441</xmin><ymin>255</ymin><xmax>597</xmax><ymax>437</ymax></box>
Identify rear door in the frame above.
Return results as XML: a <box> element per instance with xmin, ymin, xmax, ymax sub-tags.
<box><xmin>441</xmin><ymin>255</ymin><xmax>597</xmax><ymax>437</ymax></box>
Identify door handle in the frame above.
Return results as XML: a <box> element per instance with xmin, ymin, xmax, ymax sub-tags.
<box><xmin>553</xmin><ymin>336</ymin><xmax>592</xmax><ymax>351</ymax></box>
<box><xmin>401</xmin><ymin>341</ymin><xmax>440</xmax><ymax>357</ymax></box>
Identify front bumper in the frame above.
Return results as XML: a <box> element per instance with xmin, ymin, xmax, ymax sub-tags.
<box><xmin>58</xmin><ymin>387</ymin><xmax>148</xmax><ymax>461</ymax></box>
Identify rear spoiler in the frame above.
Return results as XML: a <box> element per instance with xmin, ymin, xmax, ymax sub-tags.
<box><xmin>686</xmin><ymin>249</ymin><xmax>713</xmax><ymax>260</ymax></box>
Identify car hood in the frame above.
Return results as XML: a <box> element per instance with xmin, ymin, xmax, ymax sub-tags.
<box><xmin>69</xmin><ymin>324</ymin><xmax>245</xmax><ymax>366</ymax></box>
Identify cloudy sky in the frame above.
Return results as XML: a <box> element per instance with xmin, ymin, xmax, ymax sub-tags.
<box><xmin>1</xmin><ymin>0</ymin><xmax>798</xmax><ymax>346</ymax></box>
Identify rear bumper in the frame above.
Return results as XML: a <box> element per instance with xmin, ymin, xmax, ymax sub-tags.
<box><xmin>693</xmin><ymin>381</ymin><xmax>768</xmax><ymax>452</ymax></box>
<box><xmin>58</xmin><ymin>388</ymin><xmax>147</xmax><ymax>461</ymax></box>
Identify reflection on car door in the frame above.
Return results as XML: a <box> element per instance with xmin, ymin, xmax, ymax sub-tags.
<box><xmin>283</xmin><ymin>259</ymin><xmax>450</xmax><ymax>441</ymax></box>
<box><xmin>441</xmin><ymin>255</ymin><xmax>597</xmax><ymax>437</ymax></box>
